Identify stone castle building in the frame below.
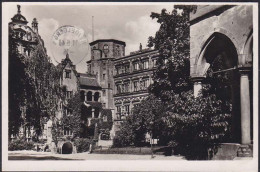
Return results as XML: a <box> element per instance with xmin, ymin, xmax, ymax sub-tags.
<box><xmin>86</xmin><ymin>39</ymin><xmax>158</xmax><ymax>135</ymax></box>
<box><xmin>190</xmin><ymin>5</ymin><xmax>253</xmax><ymax>157</ymax></box>
<box><xmin>113</xmin><ymin>47</ymin><xmax>158</xmax><ymax>131</ymax></box>
<box><xmin>87</xmin><ymin>39</ymin><xmax>126</xmax><ymax>110</ymax></box>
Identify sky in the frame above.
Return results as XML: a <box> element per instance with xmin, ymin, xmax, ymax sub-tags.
<box><xmin>7</xmin><ymin>3</ymin><xmax>174</xmax><ymax>73</ymax></box>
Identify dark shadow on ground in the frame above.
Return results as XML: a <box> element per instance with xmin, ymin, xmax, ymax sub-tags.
<box><xmin>8</xmin><ymin>155</ymin><xmax>82</xmax><ymax>160</ymax></box>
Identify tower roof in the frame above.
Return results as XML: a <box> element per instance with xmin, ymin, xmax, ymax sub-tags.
<box><xmin>89</xmin><ymin>39</ymin><xmax>126</xmax><ymax>46</ymax></box>
<box><xmin>11</xmin><ymin>5</ymin><xmax>28</xmax><ymax>25</ymax></box>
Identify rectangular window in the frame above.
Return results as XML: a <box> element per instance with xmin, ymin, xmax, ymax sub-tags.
<box><xmin>140</xmin><ymin>80</ymin><xmax>143</xmax><ymax>90</ymax></box>
<box><xmin>116</xmin><ymin>84</ymin><xmax>121</xmax><ymax>94</ymax></box>
<box><xmin>152</xmin><ymin>59</ymin><xmax>157</xmax><ymax>67</ymax></box>
<box><xmin>143</xmin><ymin>79</ymin><xmax>149</xmax><ymax>89</ymax></box>
<box><xmin>144</xmin><ymin>60</ymin><xmax>149</xmax><ymax>69</ymax></box>
<box><xmin>65</xmin><ymin>70</ymin><xmax>71</xmax><ymax>78</ymax></box>
<box><xmin>103</xmin><ymin>73</ymin><xmax>106</xmax><ymax>80</ymax></box>
<box><xmin>125</xmin><ymin>65</ymin><xmax>129</xmax><ymax>73</ymax></box>
<box><xmin>116</xmin><ymin>106</ymin><xmax>121</xmax><ymax>113</ymax></box>
<box><xmin>116</xmin><ymin>67</ymin><xmax>120</xmax><ymax>75</ymax></box>
<box><xmin>125</xmin><ymin>82</ymin><xmax>129</xmax><ymax>92</ymax></box>
<box><xmin>125</xmin><ymin>105</ymin><xmax>130</xmax><ymax>114</ymax></box>
<box><xmin>116</xmin><ymin>106</ymin><xmax>121</xmax><ymax>120</ymax></box>
<box><xmin>66</xmin><ymin>91</ymin><xmax>72</xmax><ymax>99</ymax></box>
<box><xmin>133</xmin><ymin>81</ymin><xmax>138</xmax><ymax>92</ymax></box>
<box><xmin>133</xmin><ymin>62</ymin><xmax>139</xmax><ymax>71</ymax></box>
<box><xmin>139</xmin><ymin>62</ymin><xmax>143</xmax><ymax>70</ymax></box>
<box><xmin>64</xmin><ymin>128</ymin><xmax>72</xmax><ymax>136</ymax></box>
<box><xmin>121</xmin><ymin>83</ymin><xmax>125</xmax><ymax>93</ymax></box>
<box><xmin>102</xmin><ymin>89</ymin><xmax>106</xmax><ymax>96</ymax></box>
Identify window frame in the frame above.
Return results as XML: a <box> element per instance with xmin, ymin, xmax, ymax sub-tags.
<box><xmin>65</xmin><ymin>70</ymin><xmax>71</xmax><ymax>79</ymax></box>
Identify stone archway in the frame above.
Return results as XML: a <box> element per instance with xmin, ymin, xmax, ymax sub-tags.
<box><xmin>62</xmin><ymin>142</ymin><xmax>73</xmax><ymax>154</ymax></box>
<box><xmin>196</xmin><ymin>32</ymin><xmax>241</xmax><ymax>143</ymax></box>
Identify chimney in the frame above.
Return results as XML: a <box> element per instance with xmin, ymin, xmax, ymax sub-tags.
<box><xmin>32</xmin><ymin>18</ymin><xmax>38</xmax><ymax>33</ymax></box>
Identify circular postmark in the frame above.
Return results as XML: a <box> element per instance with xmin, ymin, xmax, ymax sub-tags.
<box><xmin>50</xmin><ymin>25</ymin><xmax>89</xmax><ymax>65</ymax></box>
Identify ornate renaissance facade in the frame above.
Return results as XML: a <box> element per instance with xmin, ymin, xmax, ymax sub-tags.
<box><xmin>113</xmin><ymin>47</ymin><xmax>158</xmax><ymax>129</ymax></box>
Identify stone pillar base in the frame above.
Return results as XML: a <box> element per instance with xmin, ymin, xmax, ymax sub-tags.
<box><xmin>237</xmin><ymin>145</ymin><xmax>253</xmax><ymax>157</ymax></box>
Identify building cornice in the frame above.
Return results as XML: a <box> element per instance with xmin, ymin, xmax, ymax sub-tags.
<box><xmin>89</xmin><ymin>39</ymin><xmax>126</xmax><ymax>46</ymax></box>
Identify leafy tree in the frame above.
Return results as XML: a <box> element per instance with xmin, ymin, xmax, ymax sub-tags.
<box><xmin>112</xmin><ymin>117</ymin><xmax>137</xmax><ymax>147</ymax></box>
<box><xmin>8</xmin><ymin>35</ymin><xmax>31</xmax><ymax>137</ymax></box>
<box><xmin>148</xmin><ymin>6</ymin><xmax>196</xmax><ymax>101</ymax></box>
<box><xmin>64</xmin><ymin>92</ymin><xmax>105</xmax><ymax>140</ymax></box>
<box><xmin>9</xmin><ymin>31</ymin><xmax>63</xmax><ymax>139</ymax></box>
<box><xmin>65</xmin><ymin>92</ymin><xmax>85</xmax><ymax>138</ymax></box>
<box><xmin>164</xmin><ymin>91</ymin><xmax>231</xmax><ymax>159</ymax></box>
<box><xmin>113</xmin><ymin>95</ymin><xmax>167</xmax><ymax>147</ymax></box>
<box><xmin>146</xmin><ymin>6</ymin><xmax>232</xmax><ymax>159</ymax></box>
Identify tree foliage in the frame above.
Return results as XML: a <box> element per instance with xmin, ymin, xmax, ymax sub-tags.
<box><xmin>146</xmin><ymin>6</ymin><xmax>233</xmax><ymax>159</ymax></box>
<box><xmin>148</xmin><ymin>6</ymin><xmax>196</xmax><ymax>101</ymax></box>
<box><xmin>113</xmin><ymin>95</ymin><xmax>167</xmax><ymax>147</ymax></box>
<box><xmin>164</xmin><ymin>91</ymin><xmax>231</xmax><ymax>159</ymax></box>
<box><xmin>64</xmin><ymin>92</ymin><xmax>110</xmax><ymax>140</ymax></box>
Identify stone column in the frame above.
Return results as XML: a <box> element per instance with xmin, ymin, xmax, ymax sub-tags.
<box><xmin>84</xmin><ymin>92</ymin><xmax>87</xmax><ymax>101</ymax></box>
<box><xmin>239</xmin><ymin>67</ymin><xmax>251</xmax><ymax>145</ymax></box>
<box><xmin>191</xmin><ymin>77</ymin><xmax>204</xmax><ymax>98</ymax></box>
<box><xmin>92</xmin><ymin>108</ymin><xmax>95</xmax><ymax>118</ymax></box>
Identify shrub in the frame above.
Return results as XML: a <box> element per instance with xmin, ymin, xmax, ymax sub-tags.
<box><xmin>112</xmin><ymin>122</ymin><xmax>137</xmax><ymax>148</ymax></box>
<box><xmin>8</xmin><ymin>138</ymin><xmax>34</xmax><ymax>151</ymax></box>
<box><xmin>74</xmin><ymin>138</ymin><xmax>91</xmax><ymax>153</ymax></box>
<box><xmin>165</xmin><ymin>91</ymin><xmax>231</xmax><ymax>160</ymax></box>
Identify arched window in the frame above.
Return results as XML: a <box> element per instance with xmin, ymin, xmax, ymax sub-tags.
<box><xmin>87</xmin><ymin>91</ymin><xmax>92</xmax><ymax>101</ymax></box>
<box><xmin>94</xmin><ymin>92</ymin><xmax>99</xmax><ymax>102</ymax></box>
<box><xmin>101</xmin><ymin>133</ymin><xmax>110</xmax><ymax>140</ymax></box>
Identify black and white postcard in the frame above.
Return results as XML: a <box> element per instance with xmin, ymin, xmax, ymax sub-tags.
<box><xmin>2</xmin><ymin>2</ymin><xmax>258</xmax><ymax>171</ymax></box>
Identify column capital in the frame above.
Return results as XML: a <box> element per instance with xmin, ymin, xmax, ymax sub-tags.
<box><xmin>238</xmin><ymin>65</ymin><xmax>252</xmax><ymax>75</ymax></box>
<box><xmin>190</xmin><ymin>76</ymin><xmax>205</xmax><ymax>83</ymax></box>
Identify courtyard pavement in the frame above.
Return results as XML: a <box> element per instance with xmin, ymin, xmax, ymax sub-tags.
<box><xmin>8</xmin><ymin>150</ymin><xmax>187</xmax><ymax>160</ymax></box>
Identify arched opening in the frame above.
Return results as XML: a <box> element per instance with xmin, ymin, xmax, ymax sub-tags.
<box><xmin>87</xmin><ymin>91</ymin><xmax>92</xmax><ymax>101</ymax></box>
<box><xmin>100</xmin><ymin>133</ymin><xmax>110</xmax><ymax>140</ymax></box>
<box><xmin>202</xmin><ymin>33</ymin><xmax>240</xmax><ymax>143</ymax></box>
<box><xmin>62</xmin><ymin>142</ymin><xmax>73</xmax><ymax>154</ymax></box>
<box><xmin>94</xmin><ymin>92</ymin><xmax>99</xmax><ymax>102</ymax></box>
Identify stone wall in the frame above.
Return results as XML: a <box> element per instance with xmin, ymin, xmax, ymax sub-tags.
<box><xmin>190</xmin><ymin>5</ymin><xmax>253</xmax><ymax>78</ymax></box>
